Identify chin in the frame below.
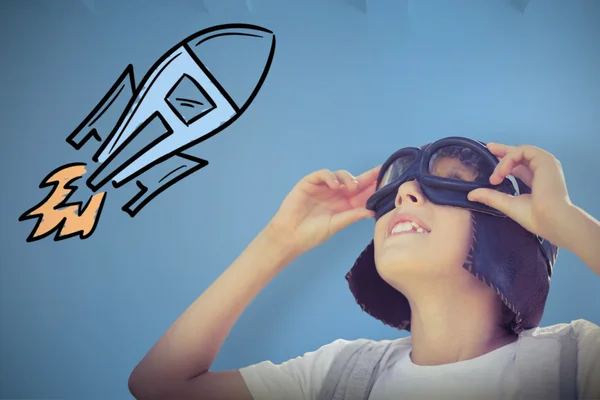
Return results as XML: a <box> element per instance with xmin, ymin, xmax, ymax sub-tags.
<box><xmin>375</xmin><ymin>251</ymin><xmax>428</xmax><ymax>285</ymax></box>
<box><xmin>375</xmin><ymin>247</ymin><xmax>468</xmax><ymax>289</ymax></box>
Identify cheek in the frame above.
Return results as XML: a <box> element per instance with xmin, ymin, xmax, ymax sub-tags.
<box><xmin>433</xmin><ymin>211</ymin><xmax>473</xmax><ymax>265</ymax></box>
<box><xmin>372</xmin><ymin>216</ymin><xmax>430</xmax><ymax>279</ymax></box>
<box><xmin>373</xmin><ymin>217</ymin><xmax>396</xmax><ymax>271</ymax></box>
<box><xmin>373</xmin><ymin>214</ymin><xmax>390</xmax><ymax>243</ymax></box>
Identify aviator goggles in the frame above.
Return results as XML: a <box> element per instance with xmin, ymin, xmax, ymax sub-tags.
<box><xmin>366</xmin><ymin>136</ymin><xmax>520</xmax><ymax>219</ymax></box>
<box><xmin>365</xmin><ymin>136</ymin><xmax>554</xmax><ymax>277</ymax></box>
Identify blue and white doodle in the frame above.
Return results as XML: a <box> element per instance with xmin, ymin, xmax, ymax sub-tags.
<box><xmin>19</xmin><ymin>24</ymin><xmax>276</xmax><ymax>242</ymax></box>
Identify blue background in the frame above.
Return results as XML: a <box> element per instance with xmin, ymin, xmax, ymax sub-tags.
<box><xmin>1</xmin><ymin>0</ymin><xmax>599</xmax><ymax>399</ymax></box>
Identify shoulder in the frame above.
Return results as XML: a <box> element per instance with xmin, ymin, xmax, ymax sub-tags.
<box><xmin>518</xmin><ymin>319</ymin><xmax>599</xmax><ymax>354</ymax></box>
<box><xmin>237</xmin><ymin>338</ymin><xmax>386</xmax><ymax>400</ymax></box>
<box><xmin>521</xmin><ymin>320</ymin><xmax>600</xmax><ymax>398</ymax></box>
<box><xmin>519</xmin><ymin>319</ymin><xmax>600</xmax><ymax>363</ymax></box>
<box><xmin>568</xmin><ymin>320</ymin><xmax>600</xmax><ymax>399</ymax></box>
<box><xmin>238</xmin><ymin>337</ymin><xmax>412</xmax><ymax>400</ymax></box>
<box><xmin>520</xmin><ymin>319</ymin><xmax>599</xmax><ymax>340</ymax></box>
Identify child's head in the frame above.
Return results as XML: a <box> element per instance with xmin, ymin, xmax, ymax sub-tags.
<box><xmin>346</xmin><ymin>137</ymin><xmax>558</xmax><ymax>333</ymax></box>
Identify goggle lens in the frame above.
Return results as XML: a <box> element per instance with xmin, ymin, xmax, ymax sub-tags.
<box><xmin>378</xmin><ymin>145</ymin><xmax>496</xmax><ymax>191</ymax></box>
<box><xmin>427</xmin><ymin>145</ymin><xmax>494</xmax><ymax>185</ymax></box>
<box><xmin>377</xmin><ymin>154</ymin><xmax>416</xmax><ymax>190</ymax></box>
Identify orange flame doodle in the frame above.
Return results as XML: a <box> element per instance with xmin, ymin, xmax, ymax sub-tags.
<box><xmin>19</xmin><ymin>163</ymin><xmax>107</xmax><ymax>242</ymax></box>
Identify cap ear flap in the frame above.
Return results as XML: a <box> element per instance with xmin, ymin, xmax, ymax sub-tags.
<box><xmin>346</xmin><ymin>240</ymin><xmax>412</xmax><ymax>330</ymax></box>
<box><xmin>468</xmin><ymin>211</ymin><xmax>550</xmax><ymax>332</ymax></box>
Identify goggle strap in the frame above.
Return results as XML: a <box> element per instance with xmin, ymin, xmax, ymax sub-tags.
<box><xmin>505</xmin><ymin>175</ymin><xmax>521</xmax><ymax>196</ymax></box>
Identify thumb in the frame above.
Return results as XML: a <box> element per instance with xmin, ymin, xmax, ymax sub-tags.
<box><xmin>330</xmin><ymin>207</ymin><xmax>374</xmax><ymax>232</ymax></box>
<box><xmin>468</xmin><ymin>188</ymin><xmax>517</xmax><ymax>216</ymax></box>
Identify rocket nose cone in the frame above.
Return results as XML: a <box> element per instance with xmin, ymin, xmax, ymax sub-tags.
<box><xmin>187</xmin><ymin>25</ymin><xmax>275</xmax><ymax>110</ymax></box>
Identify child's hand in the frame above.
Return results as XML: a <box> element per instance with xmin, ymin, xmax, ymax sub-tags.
<box><xmin>467</xmin><ymin>143</ymin><xmax>574</xmax><ymax>248</ymax></box>
<box><xmin>268</xmin><ymin>165</ymin><xmax>381</xmax><ymax>256</ymax></box>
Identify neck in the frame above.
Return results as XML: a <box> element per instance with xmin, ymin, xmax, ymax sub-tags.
<box><xmin>406</xmin><ymin>285</ymin><xmax>517</xmax><ymax>366</ymax></box>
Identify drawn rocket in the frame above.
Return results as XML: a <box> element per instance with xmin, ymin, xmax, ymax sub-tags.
<box><xmin>67</xmin><ymin>24</ymin><xmax>275</xmax><ymax>216</ymax></box>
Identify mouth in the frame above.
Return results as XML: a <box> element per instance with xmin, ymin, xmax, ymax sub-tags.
<box><xmin>388</xmin><ymin>213</ymin><xmax>431</xmax><ymax>236</ymax></box>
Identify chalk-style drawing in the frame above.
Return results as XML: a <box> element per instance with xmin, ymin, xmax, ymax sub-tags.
<box><xmin>19</xmin><ymin>23</ymin><xmax>276</xmax><ymax>242</ymax></box>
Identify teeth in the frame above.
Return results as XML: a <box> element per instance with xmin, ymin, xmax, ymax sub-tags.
<box><xmin>391</xmin><ymin>221</ymin><xmax>428</xmax><ymax>234</ymax></box>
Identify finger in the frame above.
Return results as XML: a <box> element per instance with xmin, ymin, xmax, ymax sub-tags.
<box><xmin>468</xmin><ymin>188</ymin><xmax>528</xmax><ymax>221</ymax></box>
<box><xmin>468</xmin><ymin>188</ymin><xmax>512</xmax><ymax>210</ymax></box>
<box><xmin>486</xmin><ymin>143</ymin><xmax>516</xmax><ymax>185</ymax></box>
<box><xmin>509</xmin><ymin>164</ymin><xmax>533</xmax><ymax>188</ymax></box>
<box><xmin>486</xmin><ymin>142</ymin><xmax>516</xmax><ymax>158</ymax></box>
<box><xmin>490</xmin><ymin>156</ymin><xmax>516</xmax><ymax>185</ymax></box>
<box><xmin>305</xmin><ymin>169</ymin><xmax>342</xmax><ymax>189</ymax></box>
<box><xmin>348</xmin><ymin>179</ymin><xmax>378</xmax><ymax>208</ymax></box>
<box><xmin>469</xmin><ymin>189</ymin><xmax>540</xmax><ymax>235</ymax></box>
<box><xmin>489</xmin><ymin>145</ymin><xmax>545</xmax><ymax>184</ymax></box>
<box><xmin>355</xmin><ymin>165</ymin><xmax>382</xmax><ymax>191</ymax></box>
<box><xmin>333</xmin><ymin>170</ymin><xmax>360</xmax><ymax>189</ymax></box>
<box><xmin>330</xmin><ymin>207</ymin><xmax>374</xmax><ymax>232</ymax></box>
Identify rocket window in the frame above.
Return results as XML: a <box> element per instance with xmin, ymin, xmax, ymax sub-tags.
<box><xmin>165</xmin><ymin>74</ymin><xmax>217</xmax><ymax>126</ymax></box>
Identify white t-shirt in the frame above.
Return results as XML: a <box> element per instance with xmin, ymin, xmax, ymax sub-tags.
<box><xmin>239</xmin><ymin>337</ymin><xmax>522</xmax><ymax>400</ymax></box>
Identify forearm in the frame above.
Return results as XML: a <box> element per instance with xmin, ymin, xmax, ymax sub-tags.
<box><xmin>561</xmin><ymin>205</ymin><xmax>600</xmax><ymax>276</ymax></box>
<box><xmin>128</xmin><ymin>224</ymin><xmax>299</xmax><ymax>396</ymax></box>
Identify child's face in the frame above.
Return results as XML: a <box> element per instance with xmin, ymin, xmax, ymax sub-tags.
<box><xmin>372</xmin><ymin>176</ymin><xmax>474</xmax><ymax>292</ymax></box>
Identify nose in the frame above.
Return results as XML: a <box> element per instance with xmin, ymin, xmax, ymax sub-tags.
<box><xmin>395</xmin><ymin>179</ymin><xmax>426</xmax><ymax>208</ymax></box>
